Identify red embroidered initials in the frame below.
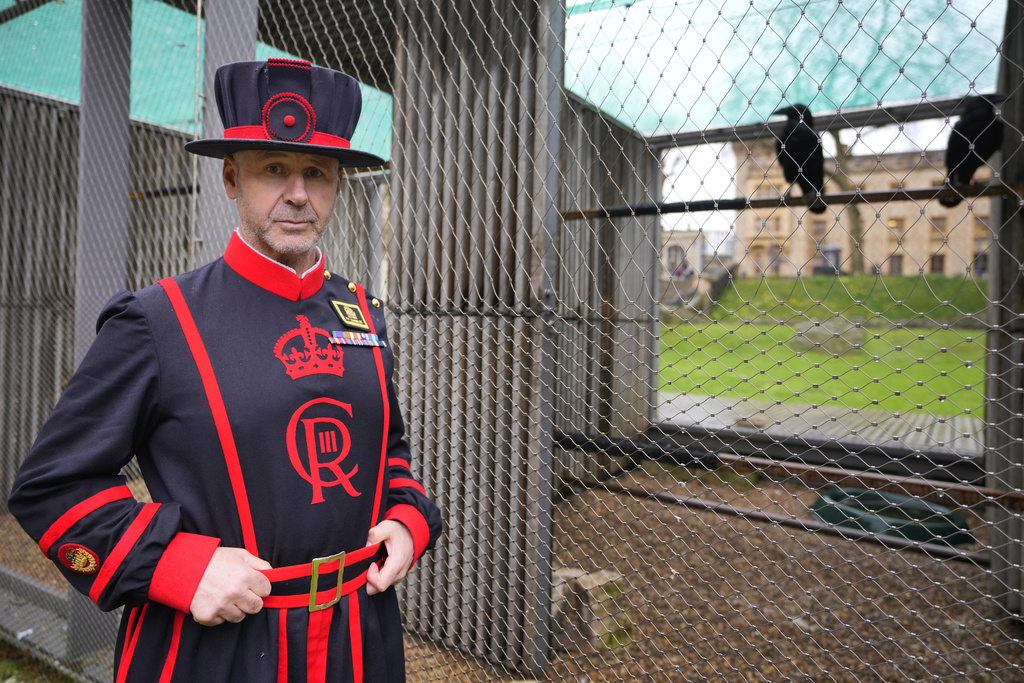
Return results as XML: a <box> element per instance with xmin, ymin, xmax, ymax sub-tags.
<box><xmin>287</xmin><ymin>398</ymin><xmax>361</xmax><ymax>504</ymax></box>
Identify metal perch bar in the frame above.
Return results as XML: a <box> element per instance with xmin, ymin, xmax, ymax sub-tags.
<box><xmin>562</xmin><ymin>474</ymin><xmax>990</xmax><ymax>566</ymax></box>
<box><xmin>560</xmin><ymin>181</ymin><xmax>1024</xmax><ymax>221</ymax></box>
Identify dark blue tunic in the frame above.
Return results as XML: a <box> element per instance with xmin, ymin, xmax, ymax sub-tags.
<box><xmin>9</xmin><ymin>233</ymin><xmax>443</xmax><ymax>682</ymax></box>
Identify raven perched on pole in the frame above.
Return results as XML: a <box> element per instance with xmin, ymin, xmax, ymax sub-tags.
<box><xmin>773</xmin><ymin>104</ymin><xmax>827</xmax><ymax>214</ymax></box>
<box><xmin>940</xmin><ymin>94</ymin><xmax>1007</xmax><ymax>208</ymax></box>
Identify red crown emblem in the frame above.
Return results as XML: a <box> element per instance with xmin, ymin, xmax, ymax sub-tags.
<box><xmin>274</xmin><ymin>316</ymin><xmax>344</xmax><ymax>380</ymax></box>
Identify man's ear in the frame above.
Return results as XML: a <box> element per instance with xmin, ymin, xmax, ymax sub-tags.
<box><xmin>222</xmin><ymin>155</ymin><xmax>239</xmax><ymax>199</ymax></box>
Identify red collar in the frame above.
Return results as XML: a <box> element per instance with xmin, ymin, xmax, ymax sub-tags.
<box><xmin>223</xmin><ymin>232</ymin><xmax>324</xmax><ymax>301</ymax></box>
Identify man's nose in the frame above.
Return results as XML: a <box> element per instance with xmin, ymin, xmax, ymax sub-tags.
<box><xmin>284</xmin><ymin>172</ymin><xmax>309</xmax><ymax>205</ymax></box>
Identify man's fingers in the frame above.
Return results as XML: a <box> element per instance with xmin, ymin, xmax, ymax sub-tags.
<box><xmin>221</xmin><ymin>606</ymin><xmax>246</xmax><ymax>624</ymax></box>
<box><xmin>363</xmin><ymin>520</ymin><xmax>415</xmax><ymax>596</ymax></box>
<box><xmin>249</xmin><ymin>569</ymin><xmax>272</xmax><ymax>598</ymax></box>
<box><xmin>190</xmin><ymin>547</ymin><xmax>273</xmax><ymax>626</ymax></box>
<box><xmin>238</xmin><ymin>589</ymin><xmax>267</xmax><ymax>615</ymax></box>
<box><xmin>376</xmin><ymin>557</ymin><xmax>404</xmax><ymax>588</ymax></box>
<box><xmin>245</xmin><ymin>553</ymin><xmax>274</xmax><ymax>572</ymax></box>
<box><xmin>366</xmin><ymin>562</ymin><xmax>381</xmax><ymax>596</ymax></box>
<box><xmin>193</xmin><ymin>587</ymin><xmax>264</xmax><ymax>626</ymax></box>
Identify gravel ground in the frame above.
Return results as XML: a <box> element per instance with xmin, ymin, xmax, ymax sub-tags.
<box><xmin>4</xmin><ymin>464</ymin><xmax>1023</xmax><ymax>682</ymax></box>
<box><xmin>406</xmin><ymin>463</ymin><xmax>1024</xmax><ymax>682</ymax></box>
<box><xmin>0</xmin><ymin>516</ymin><xmax>64</xmax><ymax>590</ymax></box>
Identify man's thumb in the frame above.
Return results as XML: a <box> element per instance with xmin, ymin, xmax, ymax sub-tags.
<box><xmin>244</xmin><ymin>552</ymin><xmax>273</xmax><ymax>571</ymax></box>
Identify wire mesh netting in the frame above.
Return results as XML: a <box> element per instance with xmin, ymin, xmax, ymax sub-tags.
<box><xmin>1</xmin><ymin>0</ymin><xmax>1023</xmax><ymax>680</ymax></box>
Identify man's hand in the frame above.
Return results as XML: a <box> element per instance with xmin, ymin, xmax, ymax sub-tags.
<box><xmin>189</xmin><ymin>547</ymin><xmax>272</xmax><ymax>626</ymax></box>
<box><xmin>365</xmin><ymin>520</ymin><xmax>414</xmax><ymax>596</ymax></box>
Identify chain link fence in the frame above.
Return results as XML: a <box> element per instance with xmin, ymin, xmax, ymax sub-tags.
<box><xmin>1</xmin><ymin>0</ymin><xmax>1023</xmax><ymax>680</ymax></box>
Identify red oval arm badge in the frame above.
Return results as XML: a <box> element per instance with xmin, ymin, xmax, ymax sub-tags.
<box><xmin>57</xmin><ymin>544</ymin><xmax>101</xmax><ymax>574</ymax></box>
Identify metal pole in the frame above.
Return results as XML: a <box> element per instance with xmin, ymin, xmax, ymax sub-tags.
<box><xmin>69</xmin><ymin>0</ymin><xmax>132</xmax><ymax>662</ymax></box>
<box><xmin>364</xmin><ymin>176</ymin><xmax>386</xmax><ymax>296</ymax></box>
<box><xmin>646</xmin><ymin>149</ymin><xmax>662</xmax><ymax>429</ymax></box>
<box><xmin>528</xmin><ymin>0</ymin><xmax>565</xmax><ymax>673</ymax></box>
<box><xmin>987</xmin><ymin>0</ymin><xmax>1024</xmax><ymax>616</ymax></box>
<box><xmin>193</xmin><ymin>0</ymin><xmax>258</xmax><ymax>266</ymax></box>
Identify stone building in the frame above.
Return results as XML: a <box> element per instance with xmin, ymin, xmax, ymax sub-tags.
<box><xmin>730</xmin><ymin>138</ymin><xmax>992</xmax><ymax>279</ymax></box>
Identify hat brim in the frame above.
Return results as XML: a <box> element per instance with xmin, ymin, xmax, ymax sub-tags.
<box><xmin>185</xmin><ymin>138</ymin><xmax>387</xmax><ymax>169</ymax></box>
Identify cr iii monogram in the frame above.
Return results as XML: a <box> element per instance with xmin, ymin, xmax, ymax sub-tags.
<box><xmin>287</xmin><ymin>397</ymin><xmax>361</xmax><ymax>504</ymax></box>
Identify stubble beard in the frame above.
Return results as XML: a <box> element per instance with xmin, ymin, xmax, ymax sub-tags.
<box><xmin>236</xmin><ymin>191</ymin><xmax>328</xmax><ymax>263</ymax></box>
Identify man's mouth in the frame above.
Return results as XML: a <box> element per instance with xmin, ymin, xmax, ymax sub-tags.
<box><xmin>275</xmin><ymin>219</ymin><xmax>313</xmax><ymax>229</ymax></box>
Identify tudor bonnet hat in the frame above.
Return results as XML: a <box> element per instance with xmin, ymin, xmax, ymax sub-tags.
<box><xmin>185</xmin><ymin>58</ymin><xmax>385</xmax><ymax>168</ymax></box>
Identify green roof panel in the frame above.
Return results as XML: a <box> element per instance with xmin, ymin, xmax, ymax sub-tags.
<box><xmin>0</xmin><ymin>0</ymin><xmax>392</xmax><ymax>161</ymax></box>
<box><xmin>565</xmin><ymin>0</ymin><xmax>1007</xmax><ymax>136</ymax></box>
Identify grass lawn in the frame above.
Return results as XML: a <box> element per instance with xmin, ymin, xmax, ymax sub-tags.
<box><xmin>0</xmin><ymin>640</ymin><xmax>73</xmax><ymax>683</ymax></box>
<box><xmin>712</xmin><ymin>274</ymin><xmax>989</xmax><ymax>324</ymax></box>
<box><xmin>660</xmin><ymin>319</ymin><xmax>986</xmax><ymax>417</ymax></box>
<box><xmin>659</xmin><ymin>274</ymin><xmax>989</xmax><ymax>417</ymax></box>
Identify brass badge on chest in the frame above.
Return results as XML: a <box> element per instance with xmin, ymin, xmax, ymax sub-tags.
<box><xmin>331</xmin><ymin>299</ymin><xmax>370</xmax><ymax>331</ymax></box>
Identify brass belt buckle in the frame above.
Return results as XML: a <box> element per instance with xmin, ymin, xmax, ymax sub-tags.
<box><xmin>309</xmin><ymin>550</ymin><xmax>346</xmax><ymax>612</ymax></box>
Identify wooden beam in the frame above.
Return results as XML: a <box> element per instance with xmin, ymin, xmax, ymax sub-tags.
<box><xmin>561</xmin><ymin>181</ymin><xmax>1024</xmax><ymax>221</ymax></box>
<box><xmin>0</xmin><ymin>0</ymin><xmax>52</xmax><ymax>27</ymax></box>
<box><xmin>646</xmin><ymin>96</ymin><xmax>975</xmax><ymax>149</ymax></box>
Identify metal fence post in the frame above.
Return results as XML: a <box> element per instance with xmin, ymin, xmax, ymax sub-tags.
<box><xmin>193</xmin><ymin>0</ymin><xmax>257</xmax><ymax>267</ymax></box>
<box><xmin>68</xmin><ymin>0</ymin><xmax>133</xmax><ymax>664</ymax></box>
<box><xmin>987</xmin><ymin>0</ymin><xmax>1024</xmax><ymax>617</ymax></box>
<box><xmin>527</xmin><ymin>0</ymin><xmax>565</xmax><ymax>670</ymax></box>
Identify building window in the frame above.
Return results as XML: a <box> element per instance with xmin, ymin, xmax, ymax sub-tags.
<box><xmin>930</xmin><ymin>253</ymin><xmax>945</xmax><ymax>274</ymax></box>
<box><xmin>760</xmin><ymin>216</ymin><xmax>781</xmax><ymax>234</ymax></box>
<box><xmin>666</xmin><ymin>246</ymin><xmax>685</xmax><ymax>277</ymax></box>
<box><xmin>751</xmin><ymin>246</ymin><xmax>766</xmax><ymax>275</ymax></box>
<box><xmin>931</xmin><ymin>217</ymin><xmax>947</xmax><ymax>244</ymax></box>
<box><xmin>888</xmin><ymin>254</ymin><xmax>904</xmax><ymax>275</ymax></box>
<box><xmin>973</xmin><ymin>238</ymin><xmax>989</xmax><ymax>277</ymax></box>
<box><xmin>888</xmin><ymin>218</ymin><xmax>905</xmax><ymax>246</ymax></box>
<box><xmin>667</xmin><ymin>246</ymin><xmax>691</xmax><ymax>278</ymax></box>
<box><xmin>818</xmin><ymin>244</ymin><xmax>841</xmax><ymax>275</ymax></box>
<box><xmin>812</xmin><ymin>219</ymin><xmax>827</xmax><ymax>241</ymax></box>
<box><xmin>769</xmin><ymin>244</ymin><xmax>782</xmax><ymax>276</ymax></box>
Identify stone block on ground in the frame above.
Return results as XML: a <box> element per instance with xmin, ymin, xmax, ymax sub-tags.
<box><xmin>551</xmin><ymin>566</ymin><xmax>632</xmax><ymax>651</ymax></box>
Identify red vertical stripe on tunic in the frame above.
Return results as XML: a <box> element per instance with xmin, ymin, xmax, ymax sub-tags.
<box><xmin>159</xmin><ymin>278</ymin><xmax>260</xmax><ymax>556</ymax></box>
<box><xmin>116</xmin><ymin>603</ymin><xmax>148</xmax><ymax>683</ymax></box>
<box><xmin>353</xmin><ymin>285</ymin><xmax>389</xmax><ymax>526</ymax></box>
<box><xmin>348</xmin><ymin>592</ymin><xmax>363</xmax><ymax>683</ymax></box>
<box><xmin>157</xmin><ymin>611</ymin><xmax>185</xmax><ymax>683</ymax></box>
<box><xmin>277</xmin><ymin>609</ymin><xmax>289</xmax><ymax>683</ymax></box>
<box><xmin>306</xmin><ymin>608</ymin><xmax>334</xmax><ymax>683</ymax></box>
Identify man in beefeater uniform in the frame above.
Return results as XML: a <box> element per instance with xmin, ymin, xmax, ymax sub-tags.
<box><xmin>8</xmin><ymin>58</ymin><xmax>442</xmax><ymax>683</ymax></box>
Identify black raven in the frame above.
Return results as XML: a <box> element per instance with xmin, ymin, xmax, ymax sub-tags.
<box><xmin>941</xmin><ymin>94</ymin><xmax>1007</xmax><ymax>208</ymax></box>
<box><xmin>773</xmin><ymin>104</ymin><xmax>827</xmax><ymax>214</ymax></box>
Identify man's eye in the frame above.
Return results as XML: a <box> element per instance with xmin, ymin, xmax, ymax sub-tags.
<box><xmin>307</xmin><ymin>168</ymin><xmax>324</xmax><ymax>178</ymax></box>
<box><xmin>266</xmin><ymin>165</ymin><xmax>282</xmax><ymax>174</ymax></box>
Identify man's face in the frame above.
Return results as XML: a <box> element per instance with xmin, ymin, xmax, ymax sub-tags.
<box><xmin>223</xmin><ymin>150</ymin><xmax>342</xmax><ymax>271</ymax></box>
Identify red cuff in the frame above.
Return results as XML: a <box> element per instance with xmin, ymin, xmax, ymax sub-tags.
<box><xmin>148</xmin><ymin>533</ymin><xmax>221</xmax><ymax>612</ymax></box>
<box><xmin>384</xmin><ymin>504</ymin><xmax>430</xmax><ymax>567</ymax></box>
